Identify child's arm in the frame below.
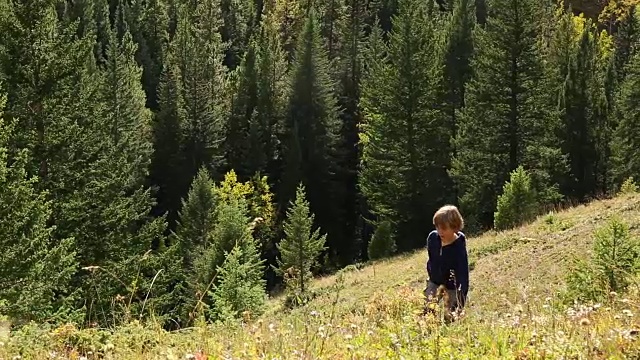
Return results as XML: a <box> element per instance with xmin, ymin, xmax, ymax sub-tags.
<box><xmin>425</xmin><ymin>231</ymin><xmax>437</xmax><ymax>273</ymax></box>
<box><xmin>455</xmin><ymin>238</ymin><xmax>470</xmax><ymax>308</ymax></box>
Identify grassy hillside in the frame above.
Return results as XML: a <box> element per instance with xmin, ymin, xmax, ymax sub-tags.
<box><xmin>2</xmin><ymin>194</ymin><xmax>640</xmax><ymax>359</ymax></box>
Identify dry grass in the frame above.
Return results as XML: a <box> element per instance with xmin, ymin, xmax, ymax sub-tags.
<box><xmin>1</xmin><ymin>194</ymin><xmax>640</xmax><ymax>359</ymax></box>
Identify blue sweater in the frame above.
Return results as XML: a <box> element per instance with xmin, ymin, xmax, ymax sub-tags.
<box><xmin>426</xmin><ymin>230</ymin><xmax>469</xmax><ymax>307</ymax></box>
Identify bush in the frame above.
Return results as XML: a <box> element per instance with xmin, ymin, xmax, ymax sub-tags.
<box><xmin>565</xmin><ymin>217</ymin><xmax>640</xmax><ymax>303</ymax></box>
<box><xmin>368</xmin><ymin>220</ymin><xmax>396</xmax><ymax>260</ymax></box>
<box><xmin>494</xmin><ymin>166</ymin><xmax>538</xmax><ymax>231</ymax></box>
<box><xmin>619</xmin><ymin>176</ymin><xmax>638</xmax><ymax>194</ymax></box>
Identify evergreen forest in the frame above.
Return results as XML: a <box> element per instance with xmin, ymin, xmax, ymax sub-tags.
<box><xmin>1</xmin><ymin>0</ymin><xmax>639</xmax><ymax>329</ymax></box>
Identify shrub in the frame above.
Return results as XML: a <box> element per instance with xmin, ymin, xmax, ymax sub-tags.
<box><xmin>368</xmin><ymin>220</ymin><xmax>396</xmax><ymax>260</ymax></box>
<box><xmin>565</xmin><ymin>217</ymin><xmax>640</xmax><ymax>303</ymax></box>
<box><xmin>494</xmin><ymin>166</ymin><xmax>538</xmax><ymax>230</ymax></box>
<box><xmin>619</xmin><ymin>176</ymin><xmax>638</xmax><ymax>194</ymax></box>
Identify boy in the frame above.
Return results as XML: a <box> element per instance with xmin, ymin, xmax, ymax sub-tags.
<box><xmin>424</xmin><ymin>205</ymin><xmax>469</xmax><ymax>317</ymax></box>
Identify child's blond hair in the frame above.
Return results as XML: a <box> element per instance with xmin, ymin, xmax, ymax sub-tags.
<box><xmin>432</xmin><ymin>205</ymin><xmax>464</xmax><ymax>232</ymax></box>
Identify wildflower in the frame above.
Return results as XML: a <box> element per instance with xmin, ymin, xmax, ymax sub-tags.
<box><xmin>310</xmin><ymin>310</ymin><xmax>319</xmax><ymax>317</ymax></box>
<box><xmin>622</xmin><ymin>309</ymin><xmax>633</xmax><ymax>317</ymax></box>
<box><xmin>268</xmin><ymin>323</ymin><xmax>275</xmax><ymax>332</ymax></box>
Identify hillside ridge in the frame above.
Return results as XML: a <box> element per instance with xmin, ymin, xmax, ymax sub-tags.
<box><xmin>1</xmin><ymin>194</ymin><xmax>639</xmax><ymax>359</ymax></box>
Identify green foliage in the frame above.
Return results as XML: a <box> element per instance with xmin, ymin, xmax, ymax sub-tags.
<box><xmin>619</xmin><ymin>177</ymin><xmax>639</xmax><ymax>194</ymax></box>
<box><xmin>276</xmin><ymin>184</ymin><xmax>327</xmax><ymax>297</ymax></box>
<box><xmin>175</xmin><ymin>0</ymin><xmax>229</xmax><ymax>179</ymax></box>
<box><xmin>279</xmin><ymin>10</ymin><xmax>343</xmax><ymax>264</ymax></box>
<box><xmin>367</xmin><ymin>220</ymin><xmax>396</xmax><ymax>260</ymax></box>
<box><xmin>359</xmin><ymin>0</ymin><xmax>451</xmax><ymax>250</ymax></box>
<box><xmin>565</xmin><ymin>217</ymin><xmax>640</xmax><ymax>303</ymax></box>
<box><xmin>451</xmin><ymin>0</ymin><xmax>564</xmax><ymax>230</ymax></box>
<box><xmin>0</xmin><ymin>92</ymin><xmax>76</xmax><ymax>325</ymax></box>
<box><xmin>211</xmin><ymin>238</ymin><xmax>266</xmax><ymax>322</ymax></box>
<box><xmin>494</xmin><ymin>166</ymin><xmax>538</xmax><ymax>231</ymax></box>
<box><xmin>149</xmin><ymin>42</ymin><xmax>187</xmax><ymax>227</ymax></box>
<box><xmin>612</xmin><ymin>45</ymin><xmax>640</xmax><ymax>186</ymax></box>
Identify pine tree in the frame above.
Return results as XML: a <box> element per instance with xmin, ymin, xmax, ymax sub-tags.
<box><xmin>132</xmin><ymin>0</ymin><xmax>169</xmax><ymax>110</ymax></box>
<box><xmin>0</xmin><ymin>0</ymin><xmax>126</xmax><ymax>322</ymax></box>
<box><xmin>332</xmin><ymin>0</ymin><xmax>371</xmax><ymax>265</ymax></box>
<box><xmin>367</xmin><ymin>219</ymin><xmax>396</xmax><ymax>260</ymax></box>
<box><xmin>225</xmin><ymin>40</ymin><xmax>258</xmax><ymax>179</ymax></box>
<box><xmin>450</xmin><ymin>0</ymin><xmax>563</xmax><ymax>230</ymax></box>
<box><xmin>175</xmin><ymin>0</ymin><xmax>229</xmax><ymax>181</ymax></box>
<box><xmin>170</xmin><ymin>166</ymin><xmax>218</xmax><ymax>325</ymax></box>
<box><xmin>612</xmin><ymin>45</ymin><xmax>640</xmax><ymax>186</ymax></box>
<box><xmin>276</xmin><ymin>183</ymin><xmax>327</xmax><ymax>295</ymax></box>
<box><xmin>558</xmin><ymin>18</ymin><xmax>611</xmax><ymax>200</ymax></box>
<box><xmin>609</xmin><ymin>6</ymin><xmax>639</xmax><ymax>86</ymax></box>
<box><xmin>253</xmin><ymin>10</ymin><xmax>288</xmax><ymax>178</ymax></box>
<box><xmin>494</xmin><ymin>166</ymin><xmax>537</xmax><ymax>231</ymax></box>
<box><xmin>441</xmin><ymin>0</ymin><xmax>474</xmax><ymax>163</ymax></box>
<box><xmin>359</xmin><ymin>0</ymin><xmax>449</xmax><ymax>251</ymax></box>
<box><xmin>0</xmin><ymin>91</ymin><xmax>76</xmax><ymax>325</ymax></box>
<box><xmin>174</xmin><ymin>167</ymin><xmax>218</xmax><ymax>266</ymax></box>
<box><xmin>149</xmin><ymin>43</ymin><xmax>187</xmax><ymax>227</ymax></box>
<box><xmin>81</xmin><ymin>14</ymin><xmax>168</xmax><ymax>323</ymax></box>
<box><xmin>192</xmin><ymin>191</ymin><xmax>259</xmax><ymax>318</ymax></box>
<box><xmin>221</xmin><ymin>0</ymin><xmax>257</xmax><ymax>69</ymax></box>
<box><xmin>210</xmin><ymin>223</ymin><xmax>266</xmax><ymax>321</ymax></box>
<box><xmin>279</xmin><ymin>11</ymin><xmax>342</xmax><ymax>260</ymax></box>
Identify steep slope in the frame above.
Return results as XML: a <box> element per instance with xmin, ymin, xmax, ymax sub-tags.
<box><xmin>267</xmin><ymin>193</ymin><xmax>640</xmax><ymax>317</ymax></box>
<box><xmin>1</xmin><ymin>194</ymin><xmax>639</xmax><ymax>359</ymax></box>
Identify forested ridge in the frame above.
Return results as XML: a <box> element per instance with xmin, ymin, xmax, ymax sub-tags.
<box><xmin>0</xmin><ymin>0</ymin><xmax>638</xmax><ymax>329</ymax></box>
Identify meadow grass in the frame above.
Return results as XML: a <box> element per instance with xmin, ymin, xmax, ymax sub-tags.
<box><xmin>1</xmin><ymin>194</ymin><xmax>640</xmax><ymax>359</ymax></box>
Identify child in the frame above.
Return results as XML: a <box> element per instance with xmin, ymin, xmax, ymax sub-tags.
<box><xmin>424</xmin><ymin>205</ymin><xmax>469</xmax><ymax>317</ymax></box>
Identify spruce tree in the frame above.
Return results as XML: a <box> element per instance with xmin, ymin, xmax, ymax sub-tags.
<box><xmin>367</xmin><ymin>220</ymin><xmax>396</xmax><ymax>260</ymax></box>
<box><xmin>253</xmin><ymin>10</ymin><xmax>288</xmax><ymax>178</ymax></box>
<box><xmin>82</xmin><ymin>14</ymin><xmax>168</xmax><ymax>323</ymax></box>
<box><xmin>332</xmin><ymin>0</ymin><xmax>372</xmax><ymax>265</ymax></box>
<box><xmin>441</xmin><ymin>0</ymin><xmax>475</xmax><ymax>161</ymax></box>
<box><xmin>359</xmin><ymin>0</ymin><xmax>449</xmax><ymax>250</ymax></box>
<box><xmin>557</xmin><ymin>19</ymin><xmax>612</xmax><ymax>200</ymax></box>
<box><xmin>493</xmin><ymin>166</ymin><xmax>537</xmax><ymax>231</ymax></box>
<box><xmin>221</xmin><ymin>0</ymin><xmax>257</xmax><ymax>69</ymax></box>
<box><xmin>170</xmin><ymin>166</ymin><xmax>218</xmax><ymax>325</ymax></box>
<box><xmin>174</xmin><ymin>167</ymin><xmax>218</xmax><ymax>266</ymax></box>
<box><xmin>175</xmin><ymin>0</ymin><xmax>229</xmax><ymax>181</ymax></box>
<box><xmin>226</xmin><ymin>40</ymin><xmax>258</xmax><ymax>179</ymax></box>
<box><xmin>210</xmin><ymin>220</ymin><xmax>266</xmax><ymax>321</ymax></box>
<box><xmin>612</xmin><ymin>6</ymin><xmax>639</xmax><ymax>83</ymax></box>
<box><xmin>279</xmin><ymin>11</ymin><xmax>342</xmax><ymax>260</ymax></box>
<box><xmin>0</xmin><ymin>92</ymin><xmax>76</xmax><ymax>325</ymax></box>
<box><xmin>193</xmin><ymin>191</ymin><xmax>259</xmax><ymax>318</ymax></box>
<box><xmin>612</xmin><ymin>45</ymin><xmax>640</xmax><ymax>186</ymax></box>
<box><xmin>450</xmin><ymin>0</ymin><xmax>564</xmax><ymax>230</ymax></box>
<box><xmin>276</xmin><ymin>183</ymin><xmax>327</xmax><ymax>295</ymax></box>
<box><xmin>0</xmin><ymin>0</ymin><xmax>125</xmax><ymax>323</ymax></box>
<box><xmin>149</xmin><ymin>43</ymin><xmax>187</xmax><ymax>227</ymax></box>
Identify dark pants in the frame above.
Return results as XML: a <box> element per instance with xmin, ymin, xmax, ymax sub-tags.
<box><xmin>423</xmin><ymin>281</ymin><xmax>463</xmax><ymax>312</ymax></box>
